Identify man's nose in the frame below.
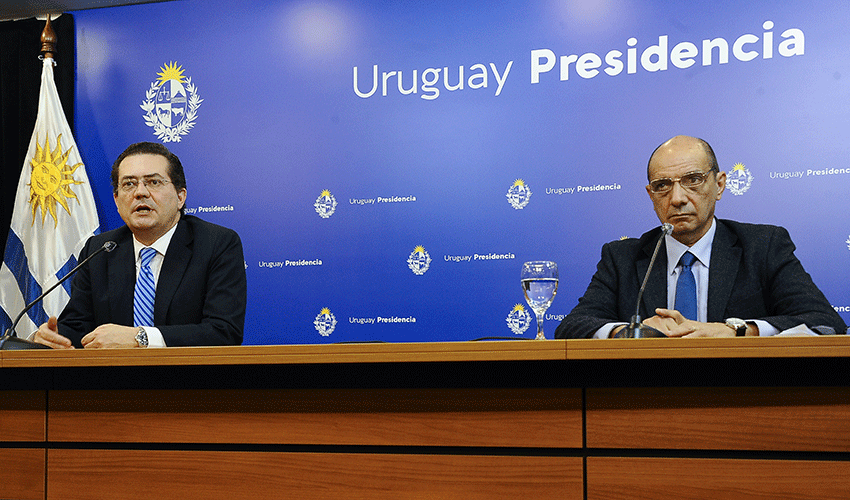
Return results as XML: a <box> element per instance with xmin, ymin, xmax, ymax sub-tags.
<box><xmin>134</xmin><ymin>182</ymin><xmax>151</xmax><ymax>197</ymax></box>
<box><xmin>669</xmin><ymin>181</ymin><xmax>688</xmax><ymax>205</ymax></box>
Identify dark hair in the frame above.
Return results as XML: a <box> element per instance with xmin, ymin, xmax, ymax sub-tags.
<box><xmin>111</xmin><ymin>142</ymin><xmax>187</xmax><ymax>214</ymax></box>
<box><xmin>647</xmin><ymin>136</ymin><xmax>719</xmax><ymax>181</ymax></box>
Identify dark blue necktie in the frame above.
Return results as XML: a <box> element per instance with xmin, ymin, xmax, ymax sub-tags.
<box><xmin>675</xmin><ymin>251</ymin><xmax>697</xmax><ymax>320</ymax></box>
<box><xmin>134</xmin><ymin>247</ymin><xmax>157</xmax><ymax>327</ymax></box>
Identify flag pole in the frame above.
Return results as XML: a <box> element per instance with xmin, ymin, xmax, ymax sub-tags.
<box><xmin>41</xmin><ymin>14</ymin><xmax>56</xmax><ymax>60</ymax></box>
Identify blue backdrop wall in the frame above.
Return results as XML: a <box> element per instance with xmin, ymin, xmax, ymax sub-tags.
<box><xmin>71</xmin><ymin>0</ymin><xmax>850</xmax><ymax>344</ymax></box>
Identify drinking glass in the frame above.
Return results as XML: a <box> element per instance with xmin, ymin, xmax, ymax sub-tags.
<box><xmin>521</xmin><ymin>261</ymin><xmax>559</xmax><ymax>340</ymax></box>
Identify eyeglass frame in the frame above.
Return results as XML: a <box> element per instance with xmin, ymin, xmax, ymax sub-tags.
<box><xmin>118</xmin><ymin>175</ymin><xmax>173</xmax><ymax>193</ymax></box>
<box><xmin>646</xmin><ymin>166</ymin><xmax>719</xmax><ymax>195</ymax></box>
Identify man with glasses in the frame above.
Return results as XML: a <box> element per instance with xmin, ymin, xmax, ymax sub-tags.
<box><xmin>33</xmin><ymin>142</ymin><xmax>247</xmax><ymax>348</ymax></box>
<box><xmin>555</xmin><ymin>135</ymin><xmax>844</xmax><ymax>339</ymax></box>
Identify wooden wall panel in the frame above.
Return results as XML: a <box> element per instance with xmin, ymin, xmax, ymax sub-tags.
<box><xmin>0</xmin><ymin>390</ymin><xmax>45</xmax><ymax>442</ymax></box>
<box><xmin>0</xmin><ymin>448</ymin><xmax>45</xmax><ymax>500</ymax></box>
<box><xmin>48</xmin><ymin>449</ymin><xmax>583</xmax><ymax>500</ymax></box>
<box><xmin>587</xmin><ymin>457</ymin><xmax>850</xmax><ymax>500</ymax></box>
<box><xmin>586</xmin><ymin>386</ymin><xmax>850</xmax><ymax>451</ymax></box>
<box><xmin>49</xmin><ymin>387</ymin><xmax>582</xmax><ymax>448</ymax></box>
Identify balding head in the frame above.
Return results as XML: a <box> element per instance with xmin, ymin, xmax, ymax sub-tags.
<box><xmin>648</xmin><ymin>135</ymin><xmax>718</xmax><ymax>181</ymax></box>
<box><xmin>645</xmin><ymin>135</ymin><xmax>726</xmax><ymax>246</ymax></box>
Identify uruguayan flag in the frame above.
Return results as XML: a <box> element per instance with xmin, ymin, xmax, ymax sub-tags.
<box><xmin>0</xmin><ymin>57</ymin><xmax>100</xmax><ymax>336</ymax></box>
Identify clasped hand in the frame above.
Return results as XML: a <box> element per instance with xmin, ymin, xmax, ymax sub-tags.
<box><xmin>34</xmin><ymin>316</ymin><xmax>140</xmax><ymax>349</ymax></box>
<box><xmin>641</xmin><ymin>308</ymin><xmax>739</xmax><ymax>338</ymax></box>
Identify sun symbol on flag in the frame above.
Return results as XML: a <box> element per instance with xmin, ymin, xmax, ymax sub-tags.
<box><xmin>28</xmin><ymin>134</ymin><xmax>83</xmax><ymax>227</ymax></box>
<box><xmin>157</xmin><ymin>61</ymin><xmax>185</xmax><ymax>84</ymax></box>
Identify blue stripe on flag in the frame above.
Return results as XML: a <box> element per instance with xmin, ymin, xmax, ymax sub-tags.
<box><xmin>0</xmin><ymin>299</ymin><xmax>12</xmax><ymax>335</ymax></box>
<box><xmin>57</xmin><ymin>254</ymin><xmax>78</xmax><ymax>296</ymax></box>
<box><xmin>3</xmin><ymin>230</ymin><xmax>49</xmax><ymax>327</ymax></box>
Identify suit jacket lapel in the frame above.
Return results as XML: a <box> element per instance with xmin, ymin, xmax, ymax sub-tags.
<box><xmin>637</xmin><ymin>231</ymin><xmax>668</xmax><ymax>320</ymax></box>
<box><xmin>707</xmin><ymin>220</ymin><xmax>741</xmax><ymax>322</ymax></box>
<box><xmin>154</xmin><ymin>219</ymin><xmax>192</xmax><ymax>323</ymax></box>
<box><xmin>108</xmin><ymin>227</ymin><xmax>136</xmax><ymax>325</ymax></box>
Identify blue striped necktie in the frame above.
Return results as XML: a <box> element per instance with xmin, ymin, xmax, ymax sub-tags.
<box><xmin>134</xmin><ymin>247</ymin><xmax>157</xmax><ymax>327</ymax></box>
<box><xmin>675</xmin><ymin>251</ymin><xmax>698</xmax><ymax>320</ymax></box>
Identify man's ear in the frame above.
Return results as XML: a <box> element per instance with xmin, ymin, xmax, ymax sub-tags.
<box><xmin>715</xmin><ymin>170</ymin><xmax>726</xmax><ymax>200</ymax></box>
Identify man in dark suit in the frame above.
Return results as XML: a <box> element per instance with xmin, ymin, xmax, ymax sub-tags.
<box><xmin>33</xmin><ymin>142</ymin><xmax>246</xmax><ymax>348</ymax></box>
<box><xmin>555</xmin><ymin>135</ymin><xmax>845</xmax><ymax>339</ymax></box>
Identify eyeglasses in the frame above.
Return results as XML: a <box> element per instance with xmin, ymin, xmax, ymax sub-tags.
<box><xmin>119</xmin><ymin>177</ymin><xmax>172</xmax><ymax>193</ymax></box>
<box><xmin>647</xmin><ymin>168</ymin><xmax>717</xmax><ymax>195</ymax></box>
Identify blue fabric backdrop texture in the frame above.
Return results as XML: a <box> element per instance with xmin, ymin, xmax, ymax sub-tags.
<box><xmin>71</xmin><ymin>0</ymin><xmax>850</xmax><ymax>344</ymax></box>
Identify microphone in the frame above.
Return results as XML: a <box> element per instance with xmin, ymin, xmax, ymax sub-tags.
<box><xmin>0</xmin><ymin>240</ymin><xmax>117</xmax><ymax>350</ymax></box>
<box><xmin>614</xmin><ymin>223</ymin><xmax>673</xmax><ymax>339</ymax></box>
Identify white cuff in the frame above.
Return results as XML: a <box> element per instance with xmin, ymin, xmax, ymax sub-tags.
<box><xmin>142</xmin><ymin>326</ymin><xmax>167</xmax><ymax>347</ymax></box>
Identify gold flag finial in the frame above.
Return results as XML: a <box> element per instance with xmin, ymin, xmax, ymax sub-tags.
<box><xmin>40</xmin><ymin>15</ymin><xmax>57</xmax><ymax>59</ymax></box>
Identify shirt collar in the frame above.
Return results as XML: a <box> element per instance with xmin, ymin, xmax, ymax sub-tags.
<box><xmin>132</xmin><ymin>220</ymin><xmax>179</xmax><ymax>261</ymax></box>
<box><xmin>665</xmin><ymin>218</ymin><xmax>716</xmax><ymax>274</ymax></box>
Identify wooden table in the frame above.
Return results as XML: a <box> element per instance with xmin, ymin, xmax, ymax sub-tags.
<box><xmin>1</xmin><ymin>337</ymin><xmax>849</xmax><ymax>499</ymax></box>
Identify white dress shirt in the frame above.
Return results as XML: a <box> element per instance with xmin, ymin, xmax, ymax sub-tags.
<box><xmin>131</xmin><ymin>223</ymin><xmax>179</xmax><ymax>347</ymax></box>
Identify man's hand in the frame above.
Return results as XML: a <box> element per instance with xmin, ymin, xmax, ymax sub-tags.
<box><xmin>81</xmin><ymin>324</ymin><xmax>140</xmax><ymax>349</ymax></box>
<box><xmin>34</xmin><ymin>316</ymin><xmax>74</xmax><ymax>349</ymax></box>
<box><xmin>641</xmin><ymin>309</ymin><xmax>698</xmax><ymax>337</ymax></box>
<box><xmin>646</xmin><ymin>308</ymin><xmax>739</xmax><ymax>337</ymax></box>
